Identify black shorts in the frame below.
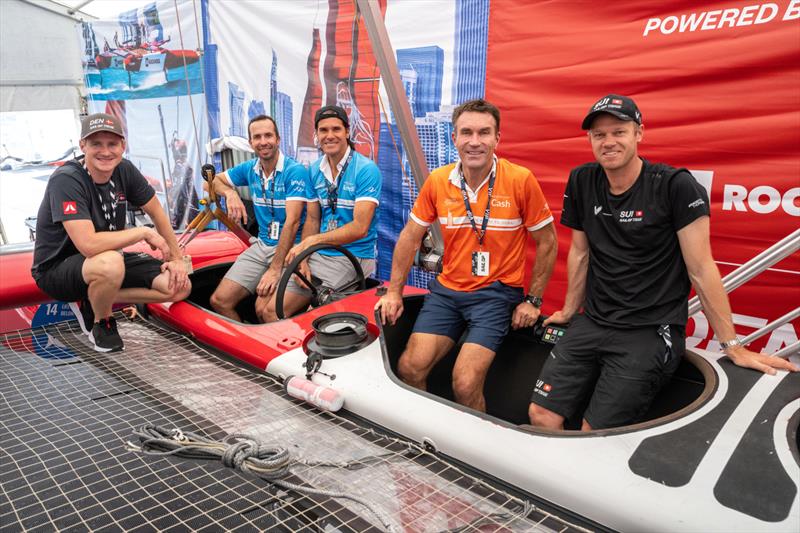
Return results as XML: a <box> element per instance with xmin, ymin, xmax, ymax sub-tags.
<box><xmin>530</xmin><ymin>314</ymin><xmax>684</xmax><ymax>429</ymax></box>
<box><xmin>35</xmin><ymin>252</ymin><xmax>163</xmax><ymax>303</ymax></box>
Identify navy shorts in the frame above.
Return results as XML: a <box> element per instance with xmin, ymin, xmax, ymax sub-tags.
<box><xmin>412</xmin><ymin>278</ymin><xmax>523</xmax><ymax>353</ymax></box>
<box><xmin>530</xmin><ymin>314</ymin><xmax>684</xmax><ymax>429</ymax></box>
<box><xmin>35</xmin><ymin>252</ymin><xmax>163</xmax><ymax>303</ymax></box>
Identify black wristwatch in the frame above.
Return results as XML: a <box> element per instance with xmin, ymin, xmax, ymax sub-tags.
<box><xmin>523</xmin><ymin>295</ymin><xmax>543</xmax><ymax>308</ymax></box>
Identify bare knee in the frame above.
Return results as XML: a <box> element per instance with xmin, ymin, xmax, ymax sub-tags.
<box><xmin>528</xmin><ymin>403</ymin><xmax>564</xmax><ymax>429</ymax></box>
<box><xmin>169</xmin><ymin>282</ymin><xmax>192</xmax><ymax>303</ymax></box>
<box><xmin>88</xmin><ymin>251</ymin><xmax>125</xmax><ymax>285</ymax></box>
<box><xmin>452</xmin><ymin>370</ymin><xmax>483</xmax><ymax>403</ymax></box>
<box><xmin>256</xmin><ymin>298</ymin><xmax>278</xmax><ymax>323</ymax></box>
<box><xmin>398</xmin><ymin>347</ymin><xmax>429</xmax><ymax>385</ymax></box>
<box><xmin>209</xmin><ymin>287</ymin><xmax>231</xmax><ymax>312</ymax></box>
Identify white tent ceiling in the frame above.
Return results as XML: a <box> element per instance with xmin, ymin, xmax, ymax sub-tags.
<box><xmin>0</xmin><ymin>0</ymin><xmax>151</xmax><ymax>113</ymax></box>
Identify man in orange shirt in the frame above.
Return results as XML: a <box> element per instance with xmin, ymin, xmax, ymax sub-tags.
<box><xmin>376</xmin><ymin>99</ymin><xmax>557</xmax><ymax>411</ymax></box>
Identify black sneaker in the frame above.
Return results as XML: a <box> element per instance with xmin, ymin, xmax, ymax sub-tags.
<box><xmin>68</xmin><ymin>299</ymin><xmax>95</xmax><ymax>336</ymax></box>
<box><xmin>90</xmin><ymin>317</ymin><xmax>124</xmax><ymax>353</ymax></box>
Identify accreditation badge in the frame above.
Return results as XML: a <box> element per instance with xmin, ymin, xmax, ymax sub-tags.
<box><xmin>268</xmin><ymin>221</ymin><xmax>280</xmax><ymax>240</ymax></box>
<box><xmin>471</xmin><ymin>251</ymin><xmax>490</xmax><ymax>276</ymax></box>
<box><xmin>326</xmin><ymin>218</ymin><xmax>338</xmax><ymax>232</ymax></box>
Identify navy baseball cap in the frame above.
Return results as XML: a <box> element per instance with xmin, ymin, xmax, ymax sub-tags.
<box><xmin>581</xmin><ymin>94</ymin><xmax>642</xmax><ymax>130</ymax></box>
<box><xmin>315</xmin><ymin>105</ymin><xmax>349</xmax><ymax>129</ymax></box>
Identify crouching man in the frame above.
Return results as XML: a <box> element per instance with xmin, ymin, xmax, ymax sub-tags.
<box><xmin>31</xmin><ymin>113</ymin><xmax>190</xmax><ymax>352</ymax></box>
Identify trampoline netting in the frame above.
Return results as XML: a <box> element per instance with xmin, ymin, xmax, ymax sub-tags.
<box><xmin>1</xmin><ymin>314</ymin><xmax>591</xmax><ymax>532</ymax></box>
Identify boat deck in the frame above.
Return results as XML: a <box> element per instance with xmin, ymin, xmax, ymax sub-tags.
<box><xmin>1</xmin><ymin>315</ymin><xmax>592</xmax><ymax>532</ymax></box>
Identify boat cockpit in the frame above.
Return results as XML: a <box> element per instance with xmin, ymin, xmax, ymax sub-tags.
<box><xmin>182</xmin><ymin>252</ymin><xmax>716</xmax><ymax>434</ymax></box>
<box><xmin>382</xmin><ymin>295</ymin><xmax>717</xmax><ymax>432</ymax></box>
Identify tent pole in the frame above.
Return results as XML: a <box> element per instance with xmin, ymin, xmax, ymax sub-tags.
<box><xmin>355</xmin><ymin>0</ymin><xmax>444</xmax><ymax>256</ymax></box>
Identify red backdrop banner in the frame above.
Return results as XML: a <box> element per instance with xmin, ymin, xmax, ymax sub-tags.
<box><xmin>486</xmin><ymin>0</ymin><xmax>800</xmax><ymax>351</ymax></box>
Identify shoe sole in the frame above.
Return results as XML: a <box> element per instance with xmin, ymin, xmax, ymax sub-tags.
<box><xmin>68</xmin><ymin>302</ymin><xmax>92</xmax><ymax>336</ymax></box>
<box><xmin>89</xmin><ymin>336</ymin><xmax>123</xmax><ymax>352</ymax></box>
<box><xmin>87</xmin><ymin>331</ymin><xmax>123</xmax><ymax>353</ymax></box>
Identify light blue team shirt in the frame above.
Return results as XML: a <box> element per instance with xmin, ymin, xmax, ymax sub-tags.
<box><xmin>308</xmin><ymin>147</ymin><xmax>381</xmax><ymax>258</ymax></box>
<box><xmin>226</xmin><ymin>152</ymin><xmax>312</xmax><ymax>246</ymax></box>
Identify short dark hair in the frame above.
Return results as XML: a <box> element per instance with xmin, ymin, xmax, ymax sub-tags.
<box><xmin>452</xmin><ymin>99</ymin><xmax>501</xmax><ymax>133</ymax></box>
<box><xmin>247</xmin><ymin>115</ymin><xmax>279</xmax><ymax>140</ymax></box>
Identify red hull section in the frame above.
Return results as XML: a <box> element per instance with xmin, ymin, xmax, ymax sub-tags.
<box><xmin>0</xmin><ymin>231</ymin><xmax>248</xmax><ymax>311</ymax></box>
<box><xmin>149</xmin><ymin>289</ymin><xmax>385</xmax><ymax>371</ymax></box>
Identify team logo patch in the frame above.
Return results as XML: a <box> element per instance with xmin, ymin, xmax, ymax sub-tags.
<box><xmin>534</xmin><ymin>379</ymin><xmax>552</xmax><ymax>397</ymax></box>
<box><xmin>62</xmin><ymin>201</ymin><xmax>77</xmax><ymax>215</ymax></box>
<box><xmin>619</xmin><ymin>210</ymin><xmax>644</xmax><ymax>223</ymax></box>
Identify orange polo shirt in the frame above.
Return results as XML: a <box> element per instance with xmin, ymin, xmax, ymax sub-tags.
<box><xmin>410</xmin><ymin>158</ymin><xmax>553</xmax><ymax>292</ymax></box>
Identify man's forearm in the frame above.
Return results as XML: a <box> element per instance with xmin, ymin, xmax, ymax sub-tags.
<box><xmin>562</xmin><ymin>244</ymin><xmax>588</xmax><ymax>316</ymax></box>
<box><xmin>526</xmin><ymin>227</ymin><xmax>557</xmax><ymax>297</ymax></box>
<box><xmin>303</xmin><ymin>221</ymin><xmax>366</xmax><ymax>249</ymax></box>
<box><xmin>690</xmin><ymin>263</ymin><xmax>738</xmax><ymax>342</ymax></box>
<box><xmin>212</xmin><ymin>173</ymin><xmax>236</xmax><ymax>196</ymax></box>
<box><xmin>270</xmin><ymin>218</ymin><xmax>300</xmax><ymax>270</ymax></box>
<box><xmin>81</xmin><ymin>227</ymin><xmax>148</xmax><ymax>257</ymax></box>
<box><xmin>386</xmin><ymin>228</ymin><xmax>423</xmax><ymax>294</ymax></box>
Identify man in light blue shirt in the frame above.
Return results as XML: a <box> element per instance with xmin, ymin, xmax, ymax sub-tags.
<box><xmin>263</xmin><ymin>105</ymin><xmax>381</xmax><ymax>319</ymax></box>
<box><xmin>210</xmin><ymin>114</ymin><xmax>312</xmax><ymax>322</ymax></box>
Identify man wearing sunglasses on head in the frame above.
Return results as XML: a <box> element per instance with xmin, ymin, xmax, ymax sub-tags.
<box><xmin>260</xmin><ymin>105</ymin><xmax>381</xmax><ymax>320</ymax></box>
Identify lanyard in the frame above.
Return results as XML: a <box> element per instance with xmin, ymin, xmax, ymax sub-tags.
<box><xmin>259</xmin><ymin>164</ymin><xmax>277</xmax><ymax>219</ymax></box>
<box><xmin>84</xmin><ymin>161</ymin><xmax>117</xmax><ymax>231</ymax></box>
<box><xmin>459</xmin><ymin>168</ymin><xmax>496</xmax><ymax>247</ymax></box>
<box><xmin>325</xmin><ymin>150</ymin><xmax>353</xmax><ymax>214</ymax></box>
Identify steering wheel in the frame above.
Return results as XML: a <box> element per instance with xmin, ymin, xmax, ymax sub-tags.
<box><xmin>274</xmin><ymin>243</ymin><xmax>366</xmax><ymax>320</ymax></box>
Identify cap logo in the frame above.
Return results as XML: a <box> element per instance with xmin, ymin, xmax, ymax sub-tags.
<box><xmin>593</xmin><ymin>97</ymin><xmax>610</xmax><ymax>110</ymax></box>
<box><xmin>611</xmin><ymin>98</ymin><xmax>623</xmax><ymax>105</ymax></box>
<box><xmin>89</xmin><ymin>118</ymin><xmax>105</xmax><ymax>126</ymax></box>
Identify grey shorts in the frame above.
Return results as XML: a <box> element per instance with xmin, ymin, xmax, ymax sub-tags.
<box><xmin>287</xmin><ymin>252</ymin><xmax>375</xmax><ymax>297</ymax></box>
<box><xmin>223</xmin><ymin>240</ymin><xmax>276</xmax><ymax>294</ymax></box>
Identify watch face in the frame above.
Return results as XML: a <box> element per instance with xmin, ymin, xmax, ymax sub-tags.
<box><xmin>525</xmin><ymin>296</ymin><xmax>543</xmax><ymax>308</ymax></box>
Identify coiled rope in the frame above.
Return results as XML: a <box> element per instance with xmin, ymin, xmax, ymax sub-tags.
<box><xmin>127</xmin><ymin>424</ymin><xmax>396</xmax><ymax>531</ymax></box>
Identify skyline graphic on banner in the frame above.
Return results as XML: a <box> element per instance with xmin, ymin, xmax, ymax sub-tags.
<box><xmin>376</xmin><ymin>0</ymin><xmax>489</xmax><ymax>285</ymax></box>
<box><xmin>203</xmin><ymin>0</ymin><xmax>488</xmax><ymax>286</ymax></box>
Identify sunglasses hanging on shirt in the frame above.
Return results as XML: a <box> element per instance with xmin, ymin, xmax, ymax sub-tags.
<box><xmin>324</xmin><ymin>150</ymin><xmax>353</xmax><ymax>232</ymax></box>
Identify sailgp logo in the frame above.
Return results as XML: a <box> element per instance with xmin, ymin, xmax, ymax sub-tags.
<box><xmin>619</xmin><ymin>210</ymin><xmax>644</xmax><ymax>223</ymax></box>
<box><xmin>62</xmin><ymin>201</ymin><xmax>77</xmax><ymax>215</ymax></box>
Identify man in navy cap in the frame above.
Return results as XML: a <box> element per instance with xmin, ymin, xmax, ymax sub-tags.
<box><xmin>259</xmin><ymin>105</ymin><xmax>382</xmax><ymax>320</ymax></box>
<box><xmin>32</xmin><ymin>113</ymin><xmax>190</xmax><ymax>352</ymax></box>
<box><xmin>528</xmin><ymin>94</ymin><xmax>798</xmax><ymax>430</ymax></box>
